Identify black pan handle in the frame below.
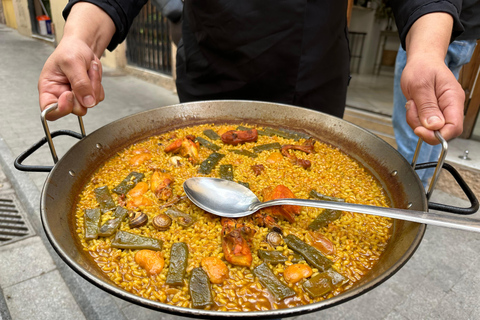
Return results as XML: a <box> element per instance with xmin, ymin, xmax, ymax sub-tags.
<box><xmin>414</xmin><ymin>162</ymin><xmax>479</xmax><ymax>215</ymax></box>
<box><xmin>14</xmin><ymin>130</ymin><xmax>84</xmax><ymax>172</ymax></box>
<box><xmin>14</xmin><ymin>104</ymin><xmax>86</xmax><ymax>172</ymax></box>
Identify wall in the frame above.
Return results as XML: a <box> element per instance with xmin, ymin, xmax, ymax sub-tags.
<box><xmin>12</xmin><ymin>0</ymin><xmax>30</xmax><ymax>36</ymax></box>
<box><xmin>49</xmin><ymin>0</ymin><xmax>66</xmax><ymax>43</ymax></box>
<box><xmin>349</xmin><ymin>5</ymin><xmax>400</xmax><ymax>74</ymax></box>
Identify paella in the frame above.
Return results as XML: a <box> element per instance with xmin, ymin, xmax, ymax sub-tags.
<box><xmin>75</xmin><ymin>123</ymin><xmax>393</xmax><ymax>311</ymax></box>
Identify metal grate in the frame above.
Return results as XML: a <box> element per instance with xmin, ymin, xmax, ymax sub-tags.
<box><xmin>0</xmin><ymin>196</ymin><xmax>33</xmax><ymax>245</ymax></box>
<box><xmin>126</xmin><ymin>1</ymin><xmax>173</xmax><ymax>75</ymax></box>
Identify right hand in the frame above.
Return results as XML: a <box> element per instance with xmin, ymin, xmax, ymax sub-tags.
<box><xmin>38</xmin><ymin>36</ymin><xmax>105</xmax><ymax>120</ymax></box>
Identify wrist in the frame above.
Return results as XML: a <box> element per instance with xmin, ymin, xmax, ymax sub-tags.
<box><xmin>63</xmin><ymin>2</ymin><xmax>115</xmax><ymax>57</ymax></box>
<box><xmin>405</xmin><ymin>12</ymin><xmax>453</xmax><ymax>63</ymax></box>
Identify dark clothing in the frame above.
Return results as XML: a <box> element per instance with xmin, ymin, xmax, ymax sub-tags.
<box><xmin>391</xmin><ymin>0</ymin><xmax>463</xmax><ymax>49</ymax></box>
<box><xmin>176</xmin><ymin>0</ymin><xmax>350</xmax><ymax>117</ymax></box>
<box><xmin>457</xmin><ymin>0</ymin><xmax>480</xmax><ymax>40</ymax></box>
<box><xmin>63</xmin><ymin>0</ymin><xmax>467</xmax><ymax>117</ymax></box>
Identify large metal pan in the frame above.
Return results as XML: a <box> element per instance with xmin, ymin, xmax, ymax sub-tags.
<box><xmin>15</xmin><ymin>100</ymin><xmax>478</xmax><ymax>319</ymax></box>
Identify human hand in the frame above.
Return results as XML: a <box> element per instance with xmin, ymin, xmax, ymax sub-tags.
<box><xmin>401</xmin><ymin>56</ymin><xmax>465</xmax><ymax>145</ymax></box>
<box><xmin>38</xmin><ymin>37</ymin><xmax>105</xmax><ymax>120</ymax></box>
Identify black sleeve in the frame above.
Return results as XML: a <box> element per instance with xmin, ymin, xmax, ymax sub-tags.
<box><xmin>63</xmin><ymin>0</ymin><xmax>148</xmax><ymax>51</ymax></box>
<box><xmin>390</xmin><ymin>0</ymin><xmax>465</xmax><ymax>50</ymax></box>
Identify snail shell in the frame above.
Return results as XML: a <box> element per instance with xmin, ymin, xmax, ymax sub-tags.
<box><xmin>266</xmin><ymin>231</ymin><xmax>283</xmax><ymax>247</ymax></box>
<box><xmin>152</xmin><ymin>214</ymin><xmax>172</xmax><ymax>231</ymax></box>
<box><xmin>129</xmin><ymin>212</ymin><xmax>148</xmax><ymax>228</ymax></box>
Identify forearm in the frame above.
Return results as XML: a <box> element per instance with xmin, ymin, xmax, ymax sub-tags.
<box><xmin>63</xmin><ymin>2</ymin><xmax>116</xmax><ymax>57</ymax></box>
<box><xmin>405</xmin><ymin>12</ymin><xmax>453</xmax><ymax>63</ymax></box>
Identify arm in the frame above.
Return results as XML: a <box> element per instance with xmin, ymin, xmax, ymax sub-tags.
<box><xmin>401</xmin><ymin>12</ymin><xmax>465</xmax><ymax>144</ymax></box>
<box><xmin>38</xmin><ymin>2</ymin><xmax>115</xmax><ymax>120</ymax></box>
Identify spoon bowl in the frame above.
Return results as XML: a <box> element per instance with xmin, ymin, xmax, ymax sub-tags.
<box><xmin>183</xmin><ymin>177</ymin><xmax>480</xmax><ymax>232</ymax></box>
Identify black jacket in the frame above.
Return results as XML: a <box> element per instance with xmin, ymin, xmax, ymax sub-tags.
<box><xmin>63</xmin><ymin>0</ymin><xmax>468</xmax><ymax>117</ymax></box>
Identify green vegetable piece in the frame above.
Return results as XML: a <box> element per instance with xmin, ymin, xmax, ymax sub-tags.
<box><xmin>166</xmin><ymin>242</ymin><xmax>189</xmax><ymax>286</ymax></box>
<box><xmin>165</xmin><ymin>207</ymin><xmax>196</xmax><ymax>227</ymax></box>
<box><xmin>236</xmin><ymin>125</ymin><xmax>268</xmax><ymax>136</ymax></box>
<box><xmin>111</xmin><ymin>231</ymin><xmax>163</xmax><ymax>250</ymax></box>
<box><xmin>237</xmin><ymin>181</ymin><xmax>250</xmax><ymax>189</ymax></box>
<box><xmin>303</xmin><ymin>269</ymin><xmax>347</xmax><ymax>298</ymax></box>
<box><xmin>189</xmin><ymin>267</ymin><xmax>213</xmax><ymax>308</ymax></box>
<box><xmin>284</xmin><ymin>234</ymin><xmax>333</xmax><ymax>272</ymax></box>
<box><xmin>198</xmin><ymin>152</ymin><xmax>225</xmax><ymax>174</ymax></box>
<box><xmin>236</xmin><ymin>125</ymin><xmax>251</xmax><ymax>131</ymax></box>
<box><xmin>84</xmin><ymin>208</ymin><xmax>101</xmax><ymax>240</ymax></box>
<box><xmin>203</xmin><ymin>129</ymin><xmax>220</xmax><ymax>140</ymax></box>
<box><xmin>308</xmin><ymin>209</ymin><xmax>343</xmax><ymax>231</ymax></box>
<box><xmin>112</xmin><ymin>172</ymin><xmax>144</xmax><ymax>195</ymax></box>
<box><xmin>258</xmin><ymin>250</ymin><xmax>288</xmax><ymax>265</ymax></box>
<box><xmin>94</xmin><ymin>186</ymin><xmax>116</xmax><ymax>212</ymax></box>
<box><xmin>252</xmin><ymin>142</ymin><xmax>281</xmax><ymax>153</ymax></box>
<box><xmin>291</xmin><ymin>252</ymin><xmax>304</xmax><ymax>263</ymax></box>
<box><xmin>219</xmin><ymin>164</ymin><xmax>234</xmax><ymax>181</ymax></box>
<box><xmin>309</xmin><ymin>190</ymin><xmax>345</xmax><ymax>202</ymax></box>
<box><xmin>263</xmin><ymin>127</ymin><xmax>310</xmax><ymax>141</ymax></box>
<box><xmin>98</xmin><ymin>207</ymin><xmax>129</xmax><ymax>237</ymax></box>
<box><xmin>229</xmin><ymin>149</ymin><xmax>258</xmax><ymax>158</ymax></box>
<box><xmin>253</xmin><ymin>263</ymin><xmax>296</xmax><ymax>301</ymax></box>
<box><xmin>196</xmin><ymin>137</ymin><xmax>221</xmax><ymax>151</ymax></box>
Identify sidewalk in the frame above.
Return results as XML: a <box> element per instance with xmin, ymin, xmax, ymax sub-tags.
<box><xmin>1</xmin><ymin>23</ymin><xmax>480</xmax><ymax>320</ymax></box>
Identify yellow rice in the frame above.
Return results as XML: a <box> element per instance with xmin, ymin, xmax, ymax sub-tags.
<box><xmin>74</xmin><ymin>123</ymin><xmax>392</xmax><ymax>311</ymax></box>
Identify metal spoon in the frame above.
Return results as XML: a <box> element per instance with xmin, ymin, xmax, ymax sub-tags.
<box><xmin>183</xmin><ymin>177</ymin><xmax>480</xmax><ymax>233</ymax></box>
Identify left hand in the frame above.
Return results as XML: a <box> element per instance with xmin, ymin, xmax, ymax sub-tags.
<box><xmin>400</xmin><ymin>54</ymin><xmax>465</xmax><ymax>145</ymax></box>
<box><xmin>401</xmin><ymin>12</ymin><xmax>465</xmax><ymax>145</ymax></box>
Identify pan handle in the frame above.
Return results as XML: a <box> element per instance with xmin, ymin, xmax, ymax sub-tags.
<box><xmin>414</xmin><ymin>162</ymin><xmax>479</xmax><ymax>214</ymax></box>
<box><xmin>14</xmin><ymin>104</ymin><xmax>86</xmax><ymax>172</ymax></box>
<box><xmin>412</xmin><ymin>131</ymin><xmax>479</xmax><ymax>215</ymax></box>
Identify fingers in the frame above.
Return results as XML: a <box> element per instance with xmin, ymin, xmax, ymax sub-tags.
<box><xmin>406</xmin><ymin>98</ymin><xmax>464</xmax><ymax>145</ymax></box>
<box><xmin>39</xmin><ymin>53</ymin><xmax>104</xmax><ymax>120</ymax></box>
<box><xmin>63</xmin><ymin>59</ymin><xmax>97</xmax><ymax>108</ymax></box>
<box><xmin>42</xmin><ymin>91</ymin><xmax>75</xmax><ymax>121</ymax></box>
<box><xmin>405</xmin><ymin>100</ymin><xmax>439</xmax><ymax>144</ymax></box>
<box><xmin>71</xmin><ymin>60</ymin><xmax>103</xmax><ymax>117</ymax></box>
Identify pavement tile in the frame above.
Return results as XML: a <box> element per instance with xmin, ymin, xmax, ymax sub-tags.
<box><xmin>0</xmin><ymin>236</ymin><xmax>56</xmax><ymax>288</ymax></box>
<box><xmin>120</xmin><ymin>304</ymin><xmax>198</xmax><ymax>320</ymax></box>
<box><xmin>391</xmin><ymin>275</ymin><xmax>448</xmax><ymax>319</ymax></box>
<box><xmin>427</xmin><ymin>290</ymin><xmax>471</xmax><ymax>320</ymax></box>
<box><xmin>3</xmin><ymin>270</ymin><xmax>85</xmax><ymax>320</ymax></box>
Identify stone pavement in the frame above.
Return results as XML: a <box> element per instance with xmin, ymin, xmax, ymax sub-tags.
<box><xmin>2</xmin><ymin>23</ymin><xmax>480</xmax><ymax>320</ymax></box>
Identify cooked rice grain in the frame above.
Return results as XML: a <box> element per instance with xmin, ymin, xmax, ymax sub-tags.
<box><xmin>75</xmin><ymin>123</ymin><xmax>393</xmax><ymax>311</ymax></box>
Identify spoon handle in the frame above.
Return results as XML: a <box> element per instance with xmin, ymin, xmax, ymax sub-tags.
<box><xmin>251</xmin><ymin>198</ymin><xmax>480</xmax><ymax>233</ymax></box>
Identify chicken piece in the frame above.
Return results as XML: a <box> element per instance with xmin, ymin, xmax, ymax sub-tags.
<box><xmin>307</xmin><ymin>231</ymin><xmax>336</xmax><ymax>255</ymax></box>
<box><xmin>221</xmin><ymin>129</ymin><xmax>258</xmax><ymax>146</ymax></box>
<box><xmin>262</xmin><ymin>185</ymin><xmax>301</xmax><ymax>223</ymax></box>
<box><xmin>129</xmin><ymin>153</ymin><xmax>152</xmax><ymax>166</ymax></box>
<box><xmin>127</xmin><ymin>181</ymin><xmax>149</xmax><ymax>198</ymax></box>
<box><xmin>135</xmin><ymin>250</ymin><xmax>165</xmax><ymax>275</ymax></box>
<box><xmin>127</xmin><ymin>195</ymin><xmax>154</xmax><ymax>209</ymax></box>
<box><xmin>221</xmin><ymin>218</ymin><xmax>255</xmax><ymax>267</ymax></box>
<box><xmin>201</xmin><ymin>257</ymin><xmax>229</xmax><ymax>284</ymax></box>
<box><xmin>164</xmin><ymin>136</ymin><xmax>199</xmax><ymax>165</ymax></box>
<box><xmin>281</xmin><ymin>138</ymin><xmax>316</xmax><ymax>169</ymax></box>
<box><xmin>132</xmin><ymin>147</ymin><xmax>151</xmax><ymax>154</ymax></box>
<box><xmin>283</xmin><ymin>264</ymin><xmax>313</xmax><ymax>284</ymax></box>
<box><xmin>150</xmin><ymin>171</ymin><xmax>173</xmax><ymax>200</ymax></box>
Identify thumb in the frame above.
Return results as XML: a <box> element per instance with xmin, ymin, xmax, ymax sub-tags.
<box><xmin>411</xmin><ymin>88</ymin><xmax>445</xmax><ymax>132</ymax></box>
<box><xmin>63</xmin><ymin>58</ymin><xmax>97</xmax><ymax>108</ymax></box>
